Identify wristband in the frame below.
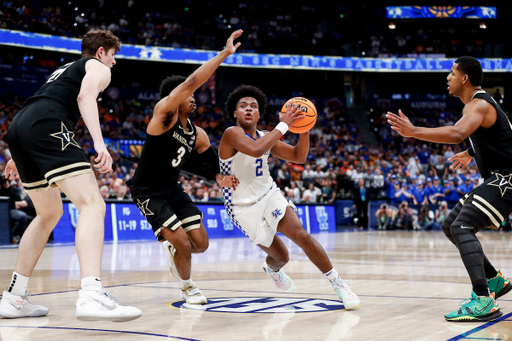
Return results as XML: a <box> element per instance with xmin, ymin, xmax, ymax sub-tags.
<box><xmin>275</xmin><ymin>122</ymin><xmax>289</xmax><ymax>135</ymax></box>
<box><xmin>467</xmin><ymin>147</ymin><xmax>475</xmax><ymax>157</ymax></box>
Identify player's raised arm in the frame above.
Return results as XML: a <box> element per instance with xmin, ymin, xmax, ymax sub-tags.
<box><xmin>386</xmin><ymin>103</ymin><xmax>487</xmax><ymax>144</ymax></box>
<box><xmin>156</xmin><ymin>30</ymin><xmax>243</xmax><ymax>116</ymax></box>
<box><xmin>271</xmin><ymin>132</ymin><xmax>310</xmax><ymax>164</ymax></box>
<box><xmin>77</xmin><ymin>60</ymin><xmax>113</xmax><ymax>173</ymax></box>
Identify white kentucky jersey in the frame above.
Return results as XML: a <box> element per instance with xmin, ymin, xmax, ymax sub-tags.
<box><xmin>220</xmin><ymin>130</ymin><xmax>275</xmax><ymax>207</ymax></box>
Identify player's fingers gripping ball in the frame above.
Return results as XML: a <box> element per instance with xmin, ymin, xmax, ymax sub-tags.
<box><xmin>280</xmin><ymin>97</ymin><xmax>317</xmax><ymax>133</ymax></box>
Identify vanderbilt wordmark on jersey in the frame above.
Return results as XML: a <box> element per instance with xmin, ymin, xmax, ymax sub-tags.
<box><xmin>50</xmin><ymin>122</ymin><xmax>81</xmax><ymax>150</ymax></box>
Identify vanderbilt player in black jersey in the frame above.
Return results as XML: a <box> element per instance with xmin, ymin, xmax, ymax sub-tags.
<box><xmin>0</xmin><ymin>30</ymin><xmax>141</xmax><ymax>321</ymax></box>
<box><xmin>126</xmin><ymin>30</ymin><xmax>242</xmax><ymax>305</ymax></box>
<box><xmin>387</xmin><ymin>56</ymin><xmax>512</xmax><ymax>322</ymax></box>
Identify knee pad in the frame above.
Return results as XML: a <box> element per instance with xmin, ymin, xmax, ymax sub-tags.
<box><xmin>449</xmin><ymin>222</ymin><xmax>477</xmax><ymax>247</ymax></box>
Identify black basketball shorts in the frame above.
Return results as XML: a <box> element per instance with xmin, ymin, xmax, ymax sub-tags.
<box><xmin>459</xmin><ymin>171</ymin><xmax>512</xmax><ymax>229</ymax></box>
<box><xmin>8</xmin><ymin>99</ymin><xmax>91</xmax><ymax>193</ymax></box>
<box><xmin>129</xmin><ymin>182</ymin><xmax>203</xmax><ymax>242</ymax></box>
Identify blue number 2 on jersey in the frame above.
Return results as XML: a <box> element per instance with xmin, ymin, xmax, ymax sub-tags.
<box><xmin>256</xmin><ymin>159</ymin><xmax>263</xmax><ymax>177</ymax></box>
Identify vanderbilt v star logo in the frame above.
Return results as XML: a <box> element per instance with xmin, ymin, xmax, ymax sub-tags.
<box><xmin>136</xmin><ymin>199</ymin><xmax>154</xmax><ymax>217</ymax></box>
<box><xmin>50</xmin><ymin>122</ymin><xmax>81</xmax><ymax>150</ymax></box>
<box><xmin>488</xmin><ymin>173</ymin><xmax>512</xmax><ymax>197</ymax></box>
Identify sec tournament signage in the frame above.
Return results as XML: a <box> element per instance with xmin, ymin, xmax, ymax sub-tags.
<box><xmin>1</xmin><ymin>29</ymin><xmax>511</xmax><ymax>72</ymax></box>
<box><xmin>170</xmin><ymin>297</ymin><xmax>345</xmax><ymax>313</ymax></box>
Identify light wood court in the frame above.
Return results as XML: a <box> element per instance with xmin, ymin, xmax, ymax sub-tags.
<box><xmin>1</xmin><ymin>230</ymin><xmax>512</xmax><ymax>340</ymax></box>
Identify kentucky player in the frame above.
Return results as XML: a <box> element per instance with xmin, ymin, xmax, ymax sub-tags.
<box><xmin>218</xmin><ymin>85</ymin><xmax>360</xmax><ymax>310</ymax></box>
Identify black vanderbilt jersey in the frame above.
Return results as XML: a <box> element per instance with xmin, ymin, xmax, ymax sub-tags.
<box><xmin>23</xmin><ymin>57</ymin><xmax>100</xmax><ymax>125</ymax></box>
<box><xmin>130</xmin><ymin>118</ymin><xmax>197</xmax><ymax>188</ymax></box>
<box><xmin>469</xmin><ymin>90</ymin><xmax>512</xmax><ymax>179</ymax></box>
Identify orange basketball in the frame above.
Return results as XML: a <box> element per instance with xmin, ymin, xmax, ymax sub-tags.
<box><xmin>279</xmin><ymin>97</ymin><xmax>317</xmax><ymax>133</ymax></box>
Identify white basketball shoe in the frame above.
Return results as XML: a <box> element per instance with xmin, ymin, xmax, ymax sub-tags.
<box><xmin>162</xmin><ymin>240</ymin><xmax>181</xmax><ymax>280</ymax></box>
<box><xmin>181</xmin><ymin>282</ymin><xmax>207</xmax><ymax>305</ymax></box>
<box><xmin>75</xmin><ymin>289</ymin><xmax>142</xmax><ymax>322</ymax></box>
<box><xmin>263</xmin><ymin>262</ymin><xmax>296</xmax><ymax>292</ymax></box>
<box><xmin>0</xmin><ymin>290</ymin><xmax>48</xmax><ymax>318</ymax></box>
<box><xmin>331</xmin><ymin>278</ymin><xmax>360</xmax><ymax>310</ymax></box>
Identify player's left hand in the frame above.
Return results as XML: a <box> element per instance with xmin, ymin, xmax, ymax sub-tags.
<box><xmin>94</xmin><ymin>142</ymin><xmax>113</xmax><ymax>173</ymax></box>
<box><xmin>386</xmin><ymin>110</ymin><xmax>416</xmax><ymax>138</ymax></box>
<box><xmin>4</xmin><ymin>159</ymin><xmax>18</xmax><ymax>180</ymax></box>
<box><xmin>216</xmin><ymin>174</ymin><xmax>240</xmax><ymax>190</ymax></box>
<box><xmin>449</xmin><ymin>150</ymin><xmax>472</xmax><ymax>171</ymax></box>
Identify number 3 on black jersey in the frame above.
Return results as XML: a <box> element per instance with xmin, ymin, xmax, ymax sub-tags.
<box><xmin>172</xmin><ymin>146</ymin><xmax>186</xmax><ymax>167</ymax></box>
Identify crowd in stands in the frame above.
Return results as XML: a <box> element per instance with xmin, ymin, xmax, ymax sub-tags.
<box><xmin>1</xmin><ymin>0</ymin><xmax>510</xmax><ymax>58</ymax></box>
<box><xmin>0</xmin><ymin>86</ymin><xmax>496</xmax><ymax>237</ymax></box>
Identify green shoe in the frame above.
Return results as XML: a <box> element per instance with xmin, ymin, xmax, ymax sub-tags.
<box><xmin>445</xmin><ymin>292</ymin><xmax>502</xmax><ymax>322</ymax></box>
<box><xmin>487</xmin><ymin>270</ymin><xmax>511</xmax><ymax>299</ymax></box>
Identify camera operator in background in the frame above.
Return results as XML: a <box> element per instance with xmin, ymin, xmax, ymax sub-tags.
<box><xmin>417</xmin><ymin>204</ymin><xmax>435</xmax><ymax>230</ymax></box>
<box><xmin>431</xmin><ymin>200</ymin><xmax>450</xmax><ymax>231</ymax></box>
<box><xmin>391</xmin><ymin>200</ymin><xmax>414</xmax><ymax>230</ymax></box>
<box><xmin>375</xmin><ymin>203</ymin><xmax>393</xmax><ymax>230</ymax></box>
<box><xmin>0</xmin><ymin>175</ymin><xmax>30</xmax><ymax>243</ymax></box>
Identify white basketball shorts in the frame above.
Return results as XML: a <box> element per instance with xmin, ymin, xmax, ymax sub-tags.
<box><xmin>231</xmin><ymin>185</ymin><xmax>296</xmax><ymax>248</ymax></box>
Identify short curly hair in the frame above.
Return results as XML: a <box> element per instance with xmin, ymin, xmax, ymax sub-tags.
<box><xmin>81</xmin><ymin>30</ymin><xmax>121</xmax><ymax>57</ymax></box>
<box><xmin>224</xmin><ymin>85</ymin><xmax>268</xmax><ymax>122</ymax></box>
<box><xmin>455</xmin><ymin>56</ymin><xmax>483</xmax><ymax>86</ymax></box>
<box><xmin>159</xmin><ymin>75</ymin><xmax>186</xmax><ymax>100</ymax></box>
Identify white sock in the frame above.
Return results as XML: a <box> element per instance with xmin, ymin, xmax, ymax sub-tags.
<box><xmin>81</xmin><ymin>276</ymin><xmax>102</xmax><ymax>291</ymax></box>
<box><xmin>181</xmin><ymin>278</ymin><xmax>193</xmax><ymax>286</ymax></box>
<box><xmin>8</xmin><ymin>272</ymin><xmax>29</xmax><ymax>296</ymax></box>
<box><xmin>324</xmin><ymin>268</ymin><xmax>340</xmax><ymax>283</ymax></box>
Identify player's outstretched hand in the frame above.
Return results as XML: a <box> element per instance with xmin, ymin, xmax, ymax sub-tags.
<box><xmin>386</xmin><ymin>110</ymin><xmax>416</xmax><ymax>138</ymax></box>
<box><xmin>280</xmin><ymin>101</ymin><xmax>305</xmax><ymax>127</ymax></box>
<box><xmin>449</xmin><ymin>150</ymin><xmax>472</xmax><ymax>171</ymax></box>
<box><xmin>94</xmin><ymin>143</ymin><xmax>113</xmax><ymax>173</ymax></box>
<box><xmin>4</xmin><ymin>159</ymin><xmax>18</xmax><ymax>180</ymax></box>
<box><xmin>225</xmin><ymin>29</ymin><xmax>243</xmax><ymax>55</ymax></box>
<box><xmin>216</xmin><ymin>174</ymin><xmax>240</xmax><ymax>190</ymax></box>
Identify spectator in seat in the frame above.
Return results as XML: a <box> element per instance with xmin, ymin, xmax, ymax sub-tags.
<box><xmin>99</xmin><ymin>185</ymin><xmax>110</xmax><ymax>199</ymax></box>
<box><xmin>303</xmin><ymin>182</ymin><xmax>322</xmax><ymax>203</ymax></box>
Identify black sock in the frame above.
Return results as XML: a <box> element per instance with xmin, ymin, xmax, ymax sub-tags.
<box><xmin>483</xmin><ymin>256</ymin><xmax>498</xmax><ymax>279</ymax></box>
<box><xmin>473</xmin><ymin>279</ymin><xmax>489</xmax><ymax>297</ymax></box>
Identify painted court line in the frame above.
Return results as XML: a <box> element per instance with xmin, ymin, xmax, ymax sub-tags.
<box><xmin>0</xmin><ymin>326</ymin><xmax>199</xmax><ymax>341</ymax></box>
<box><xmin>446</xmin><ymin>311</ymin><xmax>512</xmax><ymax>341</ymax></box>
<box><xmin>125</xmin><ymin>284</ymin><xmax>498</xmax><ymax>302</ymax></box>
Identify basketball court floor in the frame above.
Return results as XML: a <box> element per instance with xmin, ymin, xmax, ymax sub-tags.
<box><xmin>1</xmin><ymin>230</ymin><xmax>512</xmax><ymax>341</ymax></box>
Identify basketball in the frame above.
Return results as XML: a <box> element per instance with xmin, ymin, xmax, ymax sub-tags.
<box><xmin>280</xmin><ymin>97</ymin><xmax>317</xmax><ymax>133</ymax></box>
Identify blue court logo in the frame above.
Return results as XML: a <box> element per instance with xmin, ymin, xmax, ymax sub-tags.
<box><xmin>171</xmin><ymin>297</ymin><xmax>345</xmax><ymax>313</ymax></box>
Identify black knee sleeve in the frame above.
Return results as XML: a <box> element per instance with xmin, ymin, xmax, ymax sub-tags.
<box><xmin>450</xmin><ymin>221</ymin><xmax>487</xmax><ymax>286</ymax></box>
